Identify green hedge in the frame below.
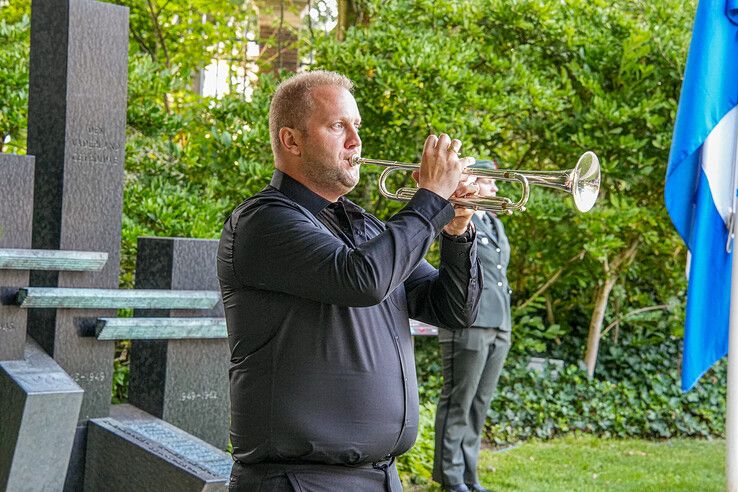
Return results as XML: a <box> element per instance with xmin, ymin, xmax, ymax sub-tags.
<box><xmin>414</xmin><ymin>335</ymin><xmax>725</xmax><ymax>443</ymax></box>
<box><xmin>401</xmin><ymin>336</ymin><xmax>726</xmax><ymax>485</ymax></box>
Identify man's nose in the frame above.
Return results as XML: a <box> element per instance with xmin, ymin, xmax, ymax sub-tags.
<box><xmin>345</xmin><ymin>126</ymin><xmax>361</xmax><ymax>148</ymax></box>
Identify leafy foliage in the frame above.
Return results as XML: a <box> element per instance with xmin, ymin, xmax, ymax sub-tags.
<box><xmin>396</xmin><ymin>401</ymin><xmax>436</xmax><ymax>485</ymax></box>
<box><xmin>408</xmin><ymin>335</ymin><xmax>725</xmax><ymax>485</ymax></box>
<box><xmin>311</xmin><ymin>0</ymin><xmax>695</xmax><ymax>363</ymax></box>
<box><xmin>0</xmin><ymin>1</ymin><xmax>30</xmax><ymax>153</ymax></box>
<box><xmin>416</xmin><ymin>335</ymin><xmax>725</xmax><ymax>443</ymax></box>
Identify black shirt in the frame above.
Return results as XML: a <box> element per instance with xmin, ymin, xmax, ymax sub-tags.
<box><xmin>217</xmin><ymin>170</ymin><xmax>482</xmax><ymax>466</ymax></box>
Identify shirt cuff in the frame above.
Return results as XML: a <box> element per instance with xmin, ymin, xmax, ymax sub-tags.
<box><xmin>441</xmin><ymin>222</ymin><xmax>476</xmax><ymax>243</ymax></box>
<box><xmin>406</xmin><ymin>188</ymin><xmax>455</xmax><ymax>233</ymax></box>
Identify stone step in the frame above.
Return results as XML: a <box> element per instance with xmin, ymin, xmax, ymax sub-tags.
<box><xmin>15</xmin><ymin>288</ymin><xmax>220</xmax><ymax>310</ymax></box>
<box><xmin>93</xmin><ymin>317</ymin><xmax>437</xmax><ymax>339</ymax></box>
<box><xmin>96</xmin><ymin>317</ymin><xmax>227</xmax><ymax>340</ymax></box>
<box><xmin>0</xmin><ymin>248</ymin><xmax>107</xmax><ymax>271</ymax></box>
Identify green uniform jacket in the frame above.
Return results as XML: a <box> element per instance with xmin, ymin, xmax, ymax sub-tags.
<box><xmin>471</xmin><ymin>212</ymin><xmax>511</xmax><ymax>331</ymax></box>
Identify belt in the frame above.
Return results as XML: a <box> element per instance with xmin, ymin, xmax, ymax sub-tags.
<box><xmin>234</xmin><ymin>455</ymin><xmax>395</xmax><ymax>469</ymax></box>
<box><xmin>370</xmin><ymin>456</ymin><xmax>395</xmax><ymax>470</ymax></box>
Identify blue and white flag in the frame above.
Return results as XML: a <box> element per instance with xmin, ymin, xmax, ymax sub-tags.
<box><xmin>665</xmin><ymin>0</ymin><xmax>738</xmax><ymax>390</ymax></box>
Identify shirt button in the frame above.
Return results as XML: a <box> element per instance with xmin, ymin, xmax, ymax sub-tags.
<box><xmin>497</xmin><ymin>281</ymin><xmax>503</xmax><ymax>287</ymax></box>
<box><xmin>497</xmin><ymin>264</ymin><xmax>502</xmax><ymax>270</ymax></box>
<box><xmin>496</xmin><ymin>248</ymin><xmax>501</xmax><ymax>252</ymax></box>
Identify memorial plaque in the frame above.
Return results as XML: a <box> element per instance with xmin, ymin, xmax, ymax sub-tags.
<box><xmin>130</xmin><ymin>238</ymin><xmax>229</xmax><ymax>449</ymax></box>
<box><xmin>24</xmin><ymin>1</ymin><xmax>129</xmax><ymax>489</ymax></box>
<box><xmin>0</xmin><ymin>338</ymin><xmax>83</xmax><ymax>491</ymax></box>
<box><xmin>0</xmin><ymin>155</ymin><xmax>35</xmax><ymax>360</ymax></box>
<box><xmin>85</xmin><ymin>404</ymin><xmax>230</xmax><ymax>492</ymax></box>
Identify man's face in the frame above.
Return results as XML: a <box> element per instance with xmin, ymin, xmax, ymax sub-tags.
<box><xmin>299</xmin><ymin>85</ymin><xmax>362</xmax><ymax>199</ymax></box>
<box><xmin>476</xmin><ymin>177</ymin><xmax>498</xmax><ymax>198</ymax></box>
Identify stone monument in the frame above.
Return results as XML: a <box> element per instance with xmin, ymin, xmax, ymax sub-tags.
<box><xmin>0</xmin><ymin>1</ymin><xmax>232</xmax><ymax>490</ymax></box>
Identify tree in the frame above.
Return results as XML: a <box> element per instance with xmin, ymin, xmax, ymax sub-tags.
<box><xmin>0</xmin><ymin>2</ymin><xmax>30</xmax><ymax>154</ymax></box>
<box><xmin>309</xmin><ymin>0</ymin><xmax>695</xmax><ymax>372</ymax></box>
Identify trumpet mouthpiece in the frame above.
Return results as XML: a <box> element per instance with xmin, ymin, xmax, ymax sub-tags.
<box><xmin>350</xmin><ymin>155</ymin><xmax>362</xmax><ymax>166</ymax></box>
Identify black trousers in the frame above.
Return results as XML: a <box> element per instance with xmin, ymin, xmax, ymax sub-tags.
<box><xmin>229</xmin><ymin>458</ymin><xmax>403</xmax><ymax>492</ymax></box>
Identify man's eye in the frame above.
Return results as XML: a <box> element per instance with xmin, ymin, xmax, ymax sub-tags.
<box><xmin>332</xmin><ymin>122</ymin><xmax>344</xmax><ymax>130</ymax></box>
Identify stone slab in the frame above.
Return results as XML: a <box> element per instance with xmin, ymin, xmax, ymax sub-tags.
<box><xmin>0</xmin><ymin>248</ymin><xmax>107</xmax><ymax>271</ymax></box>
<box><xmin>0</xmin><ymin>155</ymin><xmax>35</xmax><ymax>360</ymax></box>
<box><xmin>96</xmin><ymin>317</ymin><xmax>227</xmax><ymax>340</ymax></box>
<box><xmin>130</xmin><ymin>238</ymin><xmax>229</xmax><ymax>450</ymax></box>
<box><xmin>17</xmin><ymin>287</ymin><xmax>221</xmax><ymax>309</ymax></box>
<box><xmin>0</xmin><ymin>338</ymin><xmax>83</xmax><ymax>491</ymax></box>
<box><xmin>84</xmin><ymin>404</ymin><xmax>229</xmax><ymax>492</ymax></box>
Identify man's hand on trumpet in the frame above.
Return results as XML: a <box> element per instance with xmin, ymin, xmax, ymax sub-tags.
<box><xmin>444</xmin><ymin>175</ymin><xmax>481</xmax><ymax>235</ymax></box>
<box><xmin>412</xmin><ymin>133</ymin><xmax>477</xmax><ymax>236</ymax></box>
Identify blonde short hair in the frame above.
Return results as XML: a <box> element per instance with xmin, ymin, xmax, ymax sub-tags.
<box><xmin>269</xmin><ymin>70</ymin><xmax>354</xmax><ymax>155</ymax></box>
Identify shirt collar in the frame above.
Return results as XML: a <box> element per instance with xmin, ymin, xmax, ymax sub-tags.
<box><xmin>270</xmin><ymin>169</ymin><xmax>331</xmax><ymax>216</ymax></box>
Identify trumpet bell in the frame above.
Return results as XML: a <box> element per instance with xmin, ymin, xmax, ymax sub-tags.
<box><xmin>572</xmin><ymin>151</ymin><xmax>600</xmax><ymax>213</ymax></box>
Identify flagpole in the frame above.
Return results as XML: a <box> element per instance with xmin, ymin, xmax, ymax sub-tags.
<box><xmin>727</xmin><ymin>197</ymin><xmax>738</xmax><ymax>491</ymax></box>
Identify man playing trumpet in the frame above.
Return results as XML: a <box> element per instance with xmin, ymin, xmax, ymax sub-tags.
<box><xmin>217</xmin><ymin>69</ymin><xmax>484</xmax><ymax>491</ymax></box>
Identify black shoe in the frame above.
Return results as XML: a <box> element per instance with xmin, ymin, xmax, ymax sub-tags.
<box><xmin>466</xmin><ymin>484</ymin><xmax>490</xmax><ymax>492</ymax></box>
<box><xmin>443</xmin><ymin>484</ymin><xmax>471</xmax><ymax>492</ymax></box>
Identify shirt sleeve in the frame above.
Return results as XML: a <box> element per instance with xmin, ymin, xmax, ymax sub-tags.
<box><xmin>226</xmin><ymin>188</ymin><xmax>455</xmax><ymax>307</ymax></box>
<box><xmin>403</xmin><ymin>231</ymin><xmax>483</xmax><ymax>331</ymax></box>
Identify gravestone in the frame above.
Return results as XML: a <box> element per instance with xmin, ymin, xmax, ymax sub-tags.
<box><xmin>0</xmin><ymin>155</ymin><xmax>35</xmax><ymax>361</ymax></box>
<box><xmin>0</xmin><ymin>338</ymin><xmax>83</xmax><ymax>491</ymax></box>
<box><xmin>129</xmin><ymin>238</ymin><xmax>229</xmax><ymax>449</ymax></box>
<box><xmin>85</xmin><ymin>404</ymin><xmax>230</xmax><ymax>492</ymax></box>
<box><xmin>23</xmin><ymin>0</ymin><xmax>129</xmax><ymax>489</ymax></box>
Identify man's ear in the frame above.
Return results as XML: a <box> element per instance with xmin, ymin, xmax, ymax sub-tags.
<box><xmin>279</xmin><ymin>127</ymin><xmax>302</xmax><ymax>156</ymax></box>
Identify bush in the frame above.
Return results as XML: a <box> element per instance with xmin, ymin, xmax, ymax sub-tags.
<box><xmin>404</xmin><ymin>334</ymin><xmax>726</xmax><ymax>484</ymax></box>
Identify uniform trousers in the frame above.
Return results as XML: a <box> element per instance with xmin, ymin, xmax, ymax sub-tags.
<box><xmin>433</xmin><ymin>326</ymin><xmax>511</xmax><ymax>487</ymax></box>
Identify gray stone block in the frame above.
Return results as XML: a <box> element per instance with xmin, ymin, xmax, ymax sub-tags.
<box><xmin>0</xmin><ymin>155</ymin><xmax>35</xmax><ymax>361</ymax></box>
<box><xmin>84</xmin><ymin>404</ymin><xmax>230</xmax><ymax>492</ymax></box>
<box><xmin>0</xmin><ymin>338</ymin><xmax>83</xmax><ymax>491</ymax></box>
<box><xmin>24</xmin><ymin>2</ymin><xmax>129</xmax><ymax>489</ymax></box>
<box><xmin>25</xmin><ymin>0</ymin><xmax>129</xmax><ymax>422</ymax></box>
<box><xmin>130</xmin><ymin>238</ymin><xmax>229</xmax><ymax>450</ymax></box>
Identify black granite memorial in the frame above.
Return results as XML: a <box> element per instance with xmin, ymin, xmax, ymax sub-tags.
<box><xmin>129</xmin><ymin>237</ymin><xmax>229</xmax><ymax>450</ymax></box>
<box><xmin>25</xmin><ymin>0</ymin><xmax>129</xmax><ymax>423</ymax></box>
<box><xmin>0</xmin><ymin>0</ymin><xmax>239</xmax><ymax>489</ymax></box>
<box><xmin>0</xmin><ymin>338</ymin><xmax>84</xmax><ymax>491</ymax></box>
<box><xmin>0</xmin><ymin>155</ymin><xmax>35</xmax><ymax>361</ymax></box>
<box><xmin>85</xmin><ymin>404</ymin><xmax>231</xmax><ymax>492</ymax></box>
<box><xmin>22</xmin><ymin>0</ymin><xmax>130</xmax><ymax>488</ymax></box>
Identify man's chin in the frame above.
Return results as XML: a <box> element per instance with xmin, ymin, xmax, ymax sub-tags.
<box><xmin>342</xmin><ymin>170</ymin><xmax>360</xmax><ymax>189</ymax></box>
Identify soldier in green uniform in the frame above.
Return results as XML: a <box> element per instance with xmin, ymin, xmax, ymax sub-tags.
<box><xmin>433</xmin><ymin>159</ymin><xmax>512</xmax><ymax>492</ymax></box>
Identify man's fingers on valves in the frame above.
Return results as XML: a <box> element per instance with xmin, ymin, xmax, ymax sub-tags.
<box><xmin>448</xmin><ymin>139</ymin><xmax>462</xmax><ymax>154</ymax></box>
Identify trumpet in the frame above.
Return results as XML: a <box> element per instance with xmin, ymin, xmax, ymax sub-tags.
<box><xmin>351</xmin><ymin>151</ymin><xmax>600</xmax><ymax>214</ymax></box>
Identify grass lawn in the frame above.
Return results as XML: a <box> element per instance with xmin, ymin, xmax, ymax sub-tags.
<box><xmin>408</xmin><ymin>435</ymin><xmax>724</xmax><ymax>491</ymax></box>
